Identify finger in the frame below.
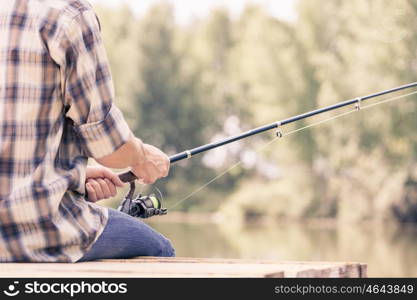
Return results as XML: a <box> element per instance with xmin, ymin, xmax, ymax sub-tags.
<box><xmin>158</xmin><ymin>156</ymin><xmax>170</xmax><ymax>177</ymax></box>
<box><xmin>141</xmin><ymin>179</ymin><xmax>153</xmax><ymax>185</ymax></box>
<box><xmin>104</xmin><ymin>178</ymin><xmax>117</xmax><ymax>197</ymax></box>
<box><xmin>157</xmin><ymin>161</ymin><xmax>168</xmax><ymax>178</ymax></box>
<box><xmin>87</xmin><ymin>167</ymin><xmax>125</xmax><ymax>187</ymax></box>
<box><xmin>90</xmin><ymin>179</ymin><xmax>104</xmax><ymax>200</ymax></box>
<box><xmin>86</xmin><ymin>182</ymin><xmax>97</xmax><ymax>202</ymax></box>
<box><xmin>163</xmin><ymin>161</ymin><xmax>170</xmax><ymax>177</ymax></box>
<box><xmin>101</xmin><ymin>168</ymin><xmax>125</xmax><ymax>187</ymax></box>
<box><xmin>149</xmin><ymin>175</ymin><xmax>158</xmax><ymax>184</ymax></box>
<box><xmin>141</xmin><ymin>177</ymin><xmax>154</xmax><ymax>185</ymax></box>
<box><xmin>97</xmin><ymin>178</ymin><xmax>111</xmax><ymax>199</ymax></box>
<box><xmin>86</xmin><ymin>166</ymin><xmax>107</xmax><ymax>180</ymax></box>
<box><xmin>137</xmin><ymin>172</ymin><xmax>152</xmax><ymax>185</ymax></box>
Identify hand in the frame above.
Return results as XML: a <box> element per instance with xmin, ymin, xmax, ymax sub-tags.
<box><xmin>85</xmin><ymin>166</ymin><xmax>125</xmax><ymax>202</ymax></box>
<box><xmin>131</xmin><ymin>143</ymin><xmax>170</xmax><ymax>184</ymax></box>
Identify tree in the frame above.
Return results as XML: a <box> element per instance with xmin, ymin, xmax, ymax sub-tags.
<box><xmin>131</xmin><ymin>4</ymin><xmax>218</xmax><ymax>210</ymax></box>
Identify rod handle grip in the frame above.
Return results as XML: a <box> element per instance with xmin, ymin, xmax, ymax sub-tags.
<box><xmin>118</xmin><ymin>171</ymin><xmax>138</xmax><ymax>183</ymax></box>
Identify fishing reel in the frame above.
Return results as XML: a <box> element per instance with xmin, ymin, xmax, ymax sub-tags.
<box><xmin>118</xmin><ymin>181</ymin><xmax>167</xmax><ymax>218</ymax></box>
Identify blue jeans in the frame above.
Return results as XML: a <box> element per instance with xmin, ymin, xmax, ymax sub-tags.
<box><xmin>78</xmin><ymin>208</ymin><xmax>175</xmax><ymax>262</ymax></box>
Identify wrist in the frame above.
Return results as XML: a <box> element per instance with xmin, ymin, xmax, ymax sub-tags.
<box><xmin>130</xmin><ymin>137</ymin><xmax>147</xmax><ymax>168</ymax></box>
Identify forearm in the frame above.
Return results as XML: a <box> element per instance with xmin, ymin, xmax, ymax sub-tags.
<box><xmin>96</xmin><ymin>133</ymin><xmax>170</xmax><ymax>184</ymax></box>
<box><xmin>95</xmin><ymin>133</ymin><xmax>145</xmax><ymax>169</ymax></box>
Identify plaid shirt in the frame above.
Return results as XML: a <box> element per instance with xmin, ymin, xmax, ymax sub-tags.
<box><xmin>0</xmin><ymin>0</ymin><xmax>131</xmax><ymax>262</ymax></box>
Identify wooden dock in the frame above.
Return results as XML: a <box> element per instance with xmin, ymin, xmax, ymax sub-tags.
<box><xmin>0</xmin><ymin>257</ymin><xmax>367</xmax><ymax>278</ymax></box>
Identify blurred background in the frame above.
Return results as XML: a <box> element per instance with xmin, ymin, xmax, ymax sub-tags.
<box><xmin>90</xmin><ymin>0</ymin><xmax>417</xmax><ymax>276</ymax></box>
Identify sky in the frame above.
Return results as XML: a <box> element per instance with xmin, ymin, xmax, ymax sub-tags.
<box><xmin>89</xmin><ymin>0</ymin><xmax>298</xmax><ymax>24</ymax></box>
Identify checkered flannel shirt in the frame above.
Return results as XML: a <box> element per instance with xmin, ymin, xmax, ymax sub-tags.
<box><xmin>0</xmin><ymin>0</ymin><xmax>132</xmax><ymax>262</ymax></box>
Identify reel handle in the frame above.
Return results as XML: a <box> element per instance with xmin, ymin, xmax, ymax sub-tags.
<box><xmin>119</xmin><ymin>171</ymin><xmax>138</xmax><ymax>183</ymax></box>
<box><xmin>117</xmin><ymin>171</ymin><xmax>168</xmax><ymax>218</ymax></box>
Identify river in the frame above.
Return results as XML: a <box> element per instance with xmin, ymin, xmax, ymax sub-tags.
<box><xmin>146</xmin><ymin>218</ymin><xmax>417</xmax><ymax>277</ymax></box>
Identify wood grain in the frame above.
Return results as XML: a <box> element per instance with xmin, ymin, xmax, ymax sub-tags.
<box><xmin>0</xmin><ymin>257</ymin><xmax>367</xmax><ymax>278</ymax></box>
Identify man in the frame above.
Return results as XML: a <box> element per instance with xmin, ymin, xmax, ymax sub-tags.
<box><xmin>0</xmin><ymin>0</ymin><xmax>174</xmax><ymax>262</ymax></box>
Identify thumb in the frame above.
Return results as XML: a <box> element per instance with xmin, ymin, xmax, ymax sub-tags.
<box><xmin>101</xmin><ymin>168</ymin><xmax>125</xmax><ymax>187</ymax></box>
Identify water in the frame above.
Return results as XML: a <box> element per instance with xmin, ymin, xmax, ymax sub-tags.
<box><xmin>148</xmin><ymin>219</ymin><xmax>417</xmax><ymax>277</ymax></box>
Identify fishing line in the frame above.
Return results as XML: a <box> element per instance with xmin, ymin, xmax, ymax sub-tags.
<box><xmin>168</xmin><ymin>136</ymin><xmax>280</xmax><ymax>209</ymax></box>
<box><xmin>168</xmin><ymin>89</ymin><xmax>417</xmax><ymax>209</ymax></box>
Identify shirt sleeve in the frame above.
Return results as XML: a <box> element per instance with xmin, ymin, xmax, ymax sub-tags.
<box><xmin>53</xmin><ymin>9</ymin><xmax>132</xmax><ymax>159</ymax></box>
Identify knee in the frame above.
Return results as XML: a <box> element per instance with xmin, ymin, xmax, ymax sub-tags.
<box><xmin>158</xmin><ymin>238</ymin><xmax>175</xmax><ymax>257</ymax></box>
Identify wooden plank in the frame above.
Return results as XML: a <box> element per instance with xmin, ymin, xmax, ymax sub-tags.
<box><xmin>359</xmin><ymin>264</ymin><xmax>368</xmax><ymax>278</ymax></box>
<box><xmin>0</xmin><ymin>262</ymin><xmax>284</xmax><ymax>278</ymax></box>
<box><xmin>0</xmin><ymin>258</ymin><xmax>366</xmax><ymax>278</ymax></box>
<box><xmin>107</xmin><ymin>257</ymin><xmax>366</xmax><ymax>278</ymax></box>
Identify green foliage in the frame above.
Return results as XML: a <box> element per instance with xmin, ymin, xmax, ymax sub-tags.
<box><xmin>95</xmin><ymin>0</ymin><xmax>417</xmax><ymax>221</ymax></box>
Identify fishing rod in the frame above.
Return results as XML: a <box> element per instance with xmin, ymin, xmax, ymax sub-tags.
<box><xmin>116</xmin><ymin>82</ymin><xmax>417</xmax><ymax>218</ymax></box>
